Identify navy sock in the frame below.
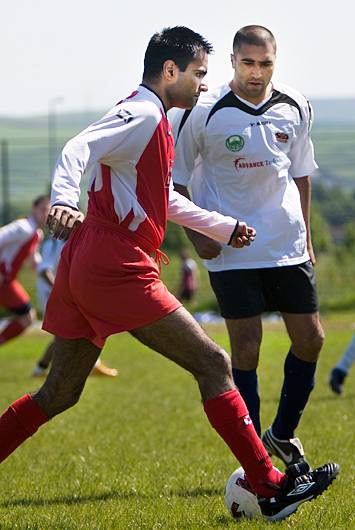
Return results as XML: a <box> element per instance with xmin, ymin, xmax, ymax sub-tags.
<box><xmin>232</xmin><ymin>368</ymin><xmax>261</xmax><ymax>435</ymax></box>
<box><xmin>272</xmin><ymin>350</ymin><xmax>316</xmax><ymax>440</ymax></box>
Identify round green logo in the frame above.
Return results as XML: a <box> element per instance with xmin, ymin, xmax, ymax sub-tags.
<box><xmin>225</xmin><ymin>135</ymin><xmax>245</xmax><ymax>152</ymax></box>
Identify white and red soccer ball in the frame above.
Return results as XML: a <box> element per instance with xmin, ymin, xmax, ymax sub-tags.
<box><xmin>224</xmin><ymin>466</ymin><xmax>262</xmax><ymax>519</ymax></box>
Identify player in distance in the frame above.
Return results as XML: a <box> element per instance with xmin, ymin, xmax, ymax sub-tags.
<box><xmin>0</xmin><ymin>196</ymin><xmax>50</xmax><ymax>347</ymax></box>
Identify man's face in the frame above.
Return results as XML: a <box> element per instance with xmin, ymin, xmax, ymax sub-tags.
<box><xmin>169</xmin><ymin>51</ymin><xmax>208</xmax><ymax>109</ymax></box>
<box><xmin>231</xmin><ymin>42</ymin><xmax>276</xmax><ymax>103</ymax></box>
<box><xmin>32</xmin><ymin>199</ymin><xmax>50</xmax><ymax>228</ymax></box>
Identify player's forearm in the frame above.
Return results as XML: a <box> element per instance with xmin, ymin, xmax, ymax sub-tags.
<box><xmin>51</xmin><ymin>141</ymin><xmax>85</xmax><ymax>209</ymax></box>
<box><xmin>173</xmin><ymin>184</ymin><xmax>200</xmax><ymax>242</ymax></box>
<box><xmin>168</xmin><ymin>187</ymin><xmax>237</xmax><ymax>244</ymax></box>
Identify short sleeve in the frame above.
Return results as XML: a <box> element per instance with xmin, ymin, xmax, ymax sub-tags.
<box><xmin>289</xmin><ymin>100</ymin><xmax>318</xmax><ymax>178</ymax></box>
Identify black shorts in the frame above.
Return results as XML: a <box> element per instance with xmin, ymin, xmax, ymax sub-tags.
<box><xmin>209</xmin><ymin>260</ymin><xmax>319</xmax><ymax>319</ymax></box>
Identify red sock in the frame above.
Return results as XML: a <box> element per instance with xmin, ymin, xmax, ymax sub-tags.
<box><xmin>0</xmin><ymin>394</ymin><xmax>48</xmax><ymax>463</ymax></box>
<box><xmin>0</xmin><ymin>320</ymin><xmax>26</xmax><ymax>345</ymax></box>
<box><xmin>204</xmin><ymin>389</ymin><xmax>285</xmax><ymax>497</ymax></box>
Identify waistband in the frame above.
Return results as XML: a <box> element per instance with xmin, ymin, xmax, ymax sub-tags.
<box><xmin>84</xmin><ymin>214</ymin><xmax>169</xmax><ymax>271</ymax></box>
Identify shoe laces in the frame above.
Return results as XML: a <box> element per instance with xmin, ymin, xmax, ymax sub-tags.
<box><xmin>294</xmin><ymin>472</ymin><xmax>314</xmax><ymax>486</ymax></box>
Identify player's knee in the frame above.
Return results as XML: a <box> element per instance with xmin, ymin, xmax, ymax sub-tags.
<box><xmin>232</xmin><ymin>338</ymin><xmax>260</xmax><ymax>370</ymax></box>
<box><xmin>208</xmin><ymin>348</ymin><xmax>232</xmax><ymax>378</ymax></box>
<box><xmin>293</xmin><ymin>327</ymin><xmax>325</xmax><ymax>361</ymax></box>
<box><xmin>194</xmin><ymin>348</ymin><xmax>234</xmax><ymax>396</ymax></box>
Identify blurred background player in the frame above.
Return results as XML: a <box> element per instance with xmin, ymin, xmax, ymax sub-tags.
<box><xmin>329</xmin><ymin>334</ymin><xmax>355</xmax><ymax>394</ymax></box>
<box><xmin>0</xmin><ymin>196</ymin><xmax>50</xmax><ymax>347</ymax></box>
<box><xmin>32</xmin><ymin>236</ymin><xmax>118</xmax><ymax>377</ymax></box>
<box><xmin>178</xmin><ymin>248</ymin><xmax>199</xmax><ymax>302</ymax></box>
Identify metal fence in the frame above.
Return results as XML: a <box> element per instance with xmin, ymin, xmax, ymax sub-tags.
<box><xmin>0</xmin><ymin>136</ymin><xmax>91</xmax><ymax>223</ymax></box>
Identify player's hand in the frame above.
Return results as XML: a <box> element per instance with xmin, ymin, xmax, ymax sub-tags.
<box><xmin>230</xmin><ymin>222</ymin><xmax>256</xmax><ymax>248</ymax></box>
<box><xmin>187</xmin><ymin>231</ymin><xmax>222</xmax><ymax>259</ymax></box>
<box><xmin>47</xmin><ymin>205</ymin><xmax>84</xmax><ymax>240</ymax></box>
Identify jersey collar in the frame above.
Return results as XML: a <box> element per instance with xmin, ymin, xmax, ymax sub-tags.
<box><xmin>139</xmin><ymin>84</ymin><xmax>167</xmax><ymax>115</ymax></box>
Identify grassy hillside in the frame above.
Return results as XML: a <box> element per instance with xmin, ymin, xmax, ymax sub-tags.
<box><xmin>0</xmin><ymin>100</ymin><xmax>354</xmax><ymax>217</ymax></box>
<box><xmin>312</xmin><ymin>124</ymin><xmax>355</xmax><ymax>187</ymax></box>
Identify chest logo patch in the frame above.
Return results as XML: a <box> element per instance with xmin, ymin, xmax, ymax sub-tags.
<box><xmin>275</xmin><ymin>132</ymin><xmax>289</xmax><ymax>143</ymax></box>
<box><xmin>226</xmin><ymin>135</ymin><xmax>245</xmax><ymax>152</ymax></box>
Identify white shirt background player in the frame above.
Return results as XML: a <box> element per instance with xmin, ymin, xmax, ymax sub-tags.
<box><xmin>172</xmin><ymin>25</ymin><xmax>324</xmax><ymax>469</ymax></box>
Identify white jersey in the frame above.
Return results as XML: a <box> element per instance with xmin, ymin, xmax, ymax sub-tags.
<box><xmin>51</xmin><ymin>85</ymin><xmax>239</xmax><ymax>253</ymax></box>
<box><xmin>0</xmin><ymin>216</ymin><xmax>41</xmax><ymax>281</ymax></box>
<box><xmin>172</xmin><ymin>82</ymin><xmax>318</xmax><ymax>270</ymax></box>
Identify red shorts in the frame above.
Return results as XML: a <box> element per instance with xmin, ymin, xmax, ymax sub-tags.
<box><xmin>43</xmin><ymin>217</ymin><xmax>181</xmax><ymax>348</ymax></box>
<box><xmin>0</xmin><ymin>280</ymin><xmax>30</xmax><ymax>311</ymax></box>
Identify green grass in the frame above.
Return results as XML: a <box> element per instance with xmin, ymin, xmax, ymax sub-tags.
<box><xmin>0</xmin><ymin>315</ymin><xmax>353</xmax><ymax>529</ymax></box>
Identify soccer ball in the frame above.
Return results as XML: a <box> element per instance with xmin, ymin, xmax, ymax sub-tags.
<box><xmin>224</xmin><ymin>466</ymin><xmax>262</xmax><ymax>519</ymax></box>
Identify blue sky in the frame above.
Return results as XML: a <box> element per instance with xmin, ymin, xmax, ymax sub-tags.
<box><xmin>2</xmin><ymin>0</ymin><xmax>354</xmax><ymax>116</ymax></box>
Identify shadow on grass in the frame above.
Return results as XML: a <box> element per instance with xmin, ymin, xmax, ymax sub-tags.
<box><xmin>0</xmin><ymin>486</ymin><xmax>221</xmax><ymax>509</ymax></box>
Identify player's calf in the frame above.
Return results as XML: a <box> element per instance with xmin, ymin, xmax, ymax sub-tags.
<box><xmin>33</xmin><ymin>337</ymin><xmax>101</xmax><ymax>417</ymax></box>
<box><xmin>33</xmin><ymin>381</ymin><xmax>85</xmax><ymax>418</ymax></box>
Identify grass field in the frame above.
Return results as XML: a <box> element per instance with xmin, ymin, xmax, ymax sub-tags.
<box><xmin>0</xmin><ymin>314</ymin><xmax>353</xmax><ymax>529</ymax></box>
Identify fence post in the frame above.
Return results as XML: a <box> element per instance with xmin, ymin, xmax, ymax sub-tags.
<box><xmin>1</xmin><ymin>139</ymin><xmax>11</xmax><ymax>224</ymax></box>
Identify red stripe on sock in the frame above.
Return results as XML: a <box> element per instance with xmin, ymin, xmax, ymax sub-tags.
<box><xmin>0</xmin><ymin>394</ymin><xmax>48</xmax><ymax>463</ymax></box>
<box><xmin>204</xmin><ymin>389</ymin><xmax>285</xmax><ymax>497</ymax></box>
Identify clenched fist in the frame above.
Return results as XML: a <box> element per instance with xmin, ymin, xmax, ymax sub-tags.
<box><xmin>47</xmin><ymin>205</ymin><xmax>84</xmax><ymax>240</ymax></box>
<box><xmin>229</xmin><ymin>222</ymin><xmax>256</xmax><ymax>248</ymax></box>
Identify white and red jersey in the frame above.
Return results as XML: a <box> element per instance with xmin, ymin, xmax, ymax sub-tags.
<box><xmin>51</xmin><ymin>85</ymin><xmax>238</xmax><ymax>252</ymax></box>
<box><xmin>0</xmin><ymin>216</ymin><xmax>41</xmax><ymax>281</ymax></box>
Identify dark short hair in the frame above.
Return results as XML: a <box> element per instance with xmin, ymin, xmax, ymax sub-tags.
<box><xmin>143</xmin><ymin>26</ymin><xmax>213</xmax><ymax>81</ymax></box>
<box><xmin>233</xmin><ymin>25</ymin><xmax>276</xmax><ymax>53</ymax></box>
<box><xmin>32</xmin><ymin>195</ymin><xmax>49</xmax><ymax>207</ymax></box>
